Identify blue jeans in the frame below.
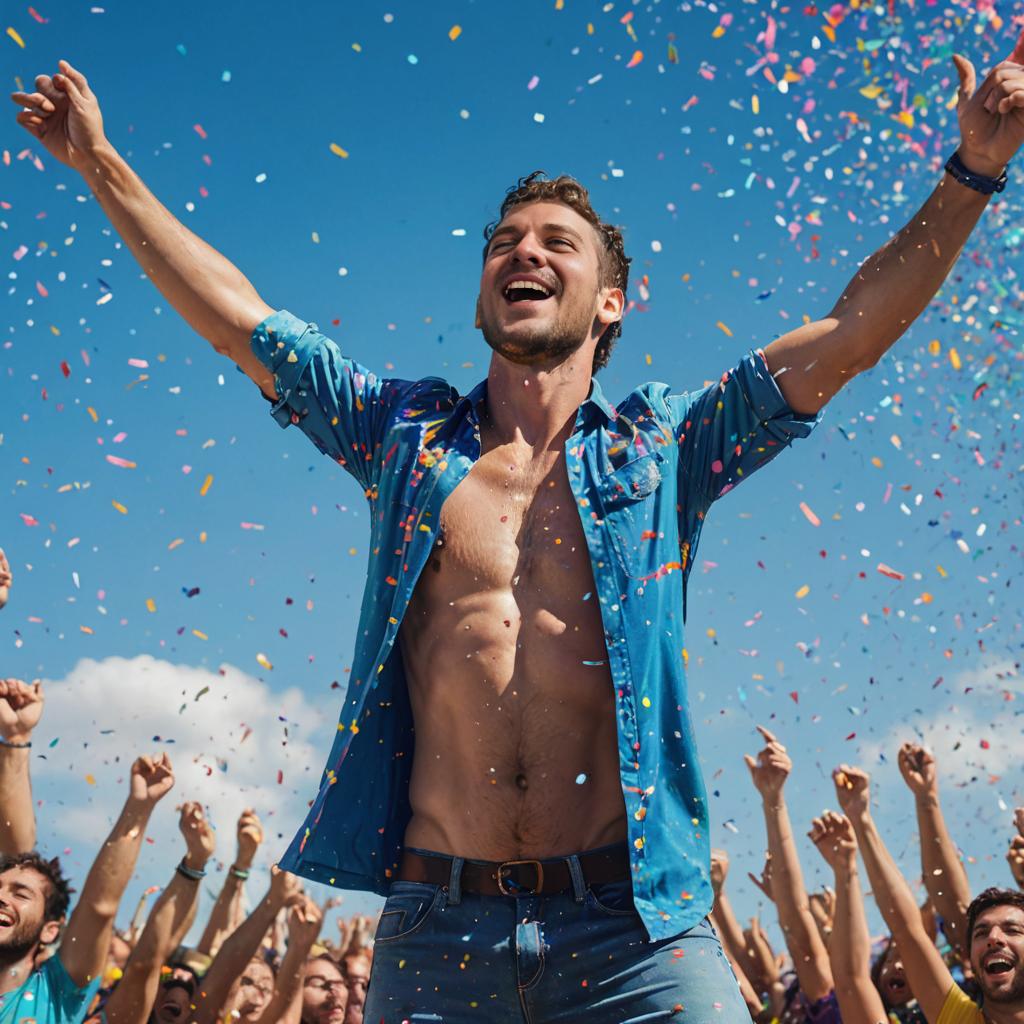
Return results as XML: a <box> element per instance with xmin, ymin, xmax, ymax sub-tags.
<box><xmin>363</xmin><ymin>845</ymin><xmax>751</xmax><ymax>1023</ymax></box>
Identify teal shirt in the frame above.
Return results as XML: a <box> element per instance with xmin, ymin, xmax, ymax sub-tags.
<box><xmin>0</xmin><ymin>954</ymin><xmax>100</xmax><ymax>1024</ymax></box>
<box><xmin>253</xmin><ymin>309</ymin><xmax>819</xmax><ymax>941</ymax></box>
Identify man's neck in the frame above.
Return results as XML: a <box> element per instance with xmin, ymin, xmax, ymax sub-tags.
<box><xmin>986</xmin><ymin>1001</ymin><xmax>1024</xmax><ymax>1024</ymax></box>
<box><xmin>0</xmin><ymin>945</ymin><xmax>39</xmax><ymax>994</ymax></box>
<box><xmin>483</xmin><ymin>350</ymin><xmax>594</xmax><ymax>451</ymax></box>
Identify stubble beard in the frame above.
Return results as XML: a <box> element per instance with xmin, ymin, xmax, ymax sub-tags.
<box><xmin>980</xmin><ymin>965</ymin><xmax>1024</xmax><ymax>1005</ymax></box>
<box><xmin>479</xmin><ymin>294</ymin><xmax>597</xmax><ymax>368</ymax></box>
<box><xmin>0</xmin><ymin>920</ymin><xmax>45</xmax><ymax>965</ymax></box>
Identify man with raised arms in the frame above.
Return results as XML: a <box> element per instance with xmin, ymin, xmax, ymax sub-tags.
<box><xmin>12</xmin><ymin>48</ymin><xmax>1024</xmax><ymax>1020</ymax></box>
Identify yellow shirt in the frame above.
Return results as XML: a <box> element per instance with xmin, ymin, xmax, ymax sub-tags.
<box><xmin>937</xmin><ymin>984</ymin><xmax>985</xmax><ymax>1024</ymax></box>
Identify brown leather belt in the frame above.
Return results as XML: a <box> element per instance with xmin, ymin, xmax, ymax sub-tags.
<box><xmin>397</xmin><ymin>843</ymin><xmax>631</xmax><ymax>897</ymax></box>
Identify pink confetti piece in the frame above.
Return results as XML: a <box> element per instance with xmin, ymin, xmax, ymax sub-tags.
<box><xmin>876</xmin><ymin>562</ymin><xmax>904</xmax><ymax>581</ymax></box>
<box><xmin>13</xmin><ymin>245</ymin><xmax>27</xmax><ymax>260</ymax></box>
<box><xmin>626</xmin><ymin>50</ymin><xmax>643</xmax><ymax>68</ymax></box>
<box><xmin>193</xmin><ymin>123</ymin><xmax>208</xmax><ymax>139</ymax></box>
<box><xmin>128</xmin><ymin>357</ymin><xmax>149</xmax><ymax>368</ymax></box>
<box><xmin>19</xmin><ymin>513</ymin><xmax>39</xmax><ymax>527</ymax></box>
<box><xmin>105</xmin><ymin>454</ymin><xmax>137</xmax><ymax>469</ymax></box>
<box><xmin>527</xmin><ymin>74</ymin><xmax>539</xmax><ymax>90</ymax></box>
<box><xmin>799</xmin><ymin>501</ymin><xmax>820</xmax><ymax>527</ymax></box>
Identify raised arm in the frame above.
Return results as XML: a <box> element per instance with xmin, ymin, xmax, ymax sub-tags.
<box><xmin>196</xmin><ymin>808</ymin><xmax>263</xmax><ymax>957</ymax></box>
<box><xmin>0</xmin><ymin>678</ymin><xmax>44</xmax><ymax>854</ymax></box>
<box><xmin>253</xmin><ymin>897</ymin><xmax>324</xmax><ymax>1024</ymax></box>
<box><xmin>763</xmin><ymin>54</ymin><xmax>1024</xmax><ymax>414</ymax></box>
<box><xmin>189</xmin><ymin>865</ymin><xmax>302</xmax><ymax>1024</ymax></box>
<box><xmin>833</xmin><ymin>765</ymin><xmax>955</xmax><ymax>1024</ymax></box>
<box><xmin>744</xmin><ymin>725</ymin><xmax>834</xmax><ymax>1003</ymax></box>
<box><xmin>104</xmin><ymin>802</ymin><xmax>216</xmax><ymax>1024</ymax></box>
<box><xmin>10</xmin><ymin>63</ymin><xmax>274</xmax><ymax>395</ymax></box>
<box><xmin>1008</xmin><ymin>809</ymin><xmax>1024</xmax><ymax>891</ymax></box>
<box><xmin>810</xmin><ymin>811</ymin><xmax>887</xmax><ymax>1024</ymax></box>
<box><xmin>61</xmin><ymin>753</ymin><xmax>175</xmax><ymax>988</ymax></box>
<box><xmin>709</xmin><ymin>849</ymin><xmax>763</xmax><ymax>1017</ymax></box>
<box><xmin>897</xmin><ymin>743</ymin><xmax>971</xmax><ymax>955</ymax></box>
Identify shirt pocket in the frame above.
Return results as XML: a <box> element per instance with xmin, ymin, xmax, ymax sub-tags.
<box><xmin>596</xmin><ymin>450</ymin><xmax>666</xmax><ymax>579</ymax></box>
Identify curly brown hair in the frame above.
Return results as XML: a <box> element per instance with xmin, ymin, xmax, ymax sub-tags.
<box><xmin>0</xmin><ymin>851</ymin><xmax>73</xmax><ymax>923</ymax></box>
<box><xmin>483</xmin><ymin>172</ymin><xmax>630</xmax><ymax>374</ymax></box>
<box><xmin>966</xmin><ymin>887</ymin><xmax>1024</xmax><ymax>943</ymax></box>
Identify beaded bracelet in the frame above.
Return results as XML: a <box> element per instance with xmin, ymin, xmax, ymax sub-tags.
<box><xmin>176</xmin><ymin>858</ymin><xmax>207</xmax><ymax>882</ymax></box>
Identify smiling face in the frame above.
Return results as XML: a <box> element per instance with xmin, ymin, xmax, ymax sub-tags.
<box><xmin>970</xmin><ymin>904</ymin><xmax>1024</xmax><ymax>1005</ymax></box>
<box><xmin>875</xmin><ymin>941</ymin><xmax>912</xmax><ymax>1008</ymax></box>
<box><xmin>0</xmin><ymin>865</ymin><xmax>60</xmax><ymax>961</ymax></box>
<box><xmin>476</xmin><ymin>200</ymin><xmax>622</xmax><ymax>371</ymax></box>
<box><xmin>153</xmin><ymin>977</ymin><xmax>195</xmax><ymax>1024</ymax></box>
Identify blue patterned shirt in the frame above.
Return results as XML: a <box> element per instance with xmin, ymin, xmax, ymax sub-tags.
<box><xmin>253</xmin><ymin>309</ymin><xmax>818</xmax><ymax>941</ymax></box>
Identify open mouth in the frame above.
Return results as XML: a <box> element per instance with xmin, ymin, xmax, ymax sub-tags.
<box><xmin>0</xmin><ymin>910</ymin><xmax>15</xmax><ymax>929</ymax></box>
<box><xmin>984</xmin><ymin>955</ymin><xmax>1015</xmax><ymax>976</ymax></box>
<box><xmin>503</xmin><ymin>279</ymin><xmax>554</xmax><ymax>304</ymax></box>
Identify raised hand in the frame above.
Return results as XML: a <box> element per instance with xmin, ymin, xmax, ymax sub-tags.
<box><xmin>0</xmin><ymin>678</ymin><xmax>44</xmax><ymax>743</ymax></box>
<box><xmin>235</xmin><ymin>808</ymin><xmax>264</xmax><ymax>869</ymax></box>
<box><xmin>1007</xmin><ymin>835</ymin><xmax>1024</xmax><ymax>889</ymax></box>
<box><xmin>747</xmin><ymin>851</ymin><xmax>775</xmax><ymax>902</ymax></box>
<box><xmin>897</xmin><ymin>743</ymin><xmax>937</xmax><ymax>798</ymax></box>
<box><xmin>1014</xmin><ymin>807</ymin><xmax>1024</xmax><ymax>838</ymax></box>
<box><xmin>710</xmin><ymin>847</ymin><xmax>729</xmax><ymax>897</ymax></box>
<box><xmin>743</xmin><ymin>725</ymin><xmax>792</xmax><ymax>800</ymax></box>
<box><xmin>832</xmin><ymin>765</ymin><xmax>871</xmax><ymax>823</ymax></box>
<box><xmin>267</xmin><ymin>865</ymin><xmax>303</xmax><ymax>909</ymax></box>
<box><xmin>952</xmin><ymin>47</ymin><xmax>1024</xmax><ymax>178</ymax></box>
<box><xmin>0</xmin><ymin>548</ymin><xmax>11</xmax><ymax>609</ymax></box>
<box><xmin>129</xmin><ymin>753</ymin><xmax>175</xmax><ymax>807</ymax></box>
<box><xmin>179</xmin><ymin>801</ymin><xmax>216</xmax><ymax>870</ymax></box>
<box><xmin>287</xmin><ymin>895</ymin><xmax>324</xmax><ymax>948</ymax></box>
<box><xmin>10</xmin><ymin>61</ymin><xmax>108</xmax><ymax>172</ymax></box>
<box><xmin>809</xmin><ymin>810</ymin><xmax>857</xmax><ymax>872</ymax></box>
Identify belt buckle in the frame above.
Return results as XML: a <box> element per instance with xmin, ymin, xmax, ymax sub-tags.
<box><xmin>496</xmin><ymin>859</ymin><xmax>544</xmax><ymax>896</ymax></box>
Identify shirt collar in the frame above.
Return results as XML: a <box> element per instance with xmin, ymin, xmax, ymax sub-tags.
<box><xmin>457</xmin><ymin>376</ymin><xmax>619</xmax><ymax>426</ymax></box>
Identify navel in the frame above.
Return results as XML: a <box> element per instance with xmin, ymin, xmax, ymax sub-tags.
<box><xmin>514</xmin><ymin>772</ymin><xmax>529</xmax><ymax>792</ymax></box>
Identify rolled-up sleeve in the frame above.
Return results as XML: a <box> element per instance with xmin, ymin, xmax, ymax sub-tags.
<box><xmin>250</xmin><ymin>309</ymin><xmax>407</xmax><ymax>492</ymax></box>
<box><xmin>671</xmin><ymin>348</ymin><xmax>820</xmax><ymax>508</ymax></box>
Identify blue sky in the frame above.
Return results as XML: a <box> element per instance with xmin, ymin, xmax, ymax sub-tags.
<box><xmin>2</xmin><ymin>0</ymin><xmax>1022</xmax><ymax>944</ymax></box>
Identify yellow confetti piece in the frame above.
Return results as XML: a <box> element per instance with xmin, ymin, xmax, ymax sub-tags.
<box><xmin>199</xmin><ymin>473</ymin><xmax>214</xmax><ymax>496</ymax></box>
<box><xmin>587</xmin><ymin>22</ymin><xmax>594</xmax><ymax>33</ymax></box>
<box><xmin>715</xmin><ymin>320</ymin><xmax>733</xmax><ymax>337</ymax></box>
<box><xmin>949</xmin><ymin>347</ymin><xmax>962</xmax><ymax>370</ymax></box>
<box><xmin>146</xmin><ymin>598</ymin><xmax>156</xmax><ymax>613</ymax></box>
<box><xmin>329</xmin><ymin>142</ymin><xmax>349</xmax><ymax>159</ymax></box>
<box><xmin>928</xmin><ymin>339</ymin><xmax>941</xmax><ymax>356</ymax></box>
<box><xmin>112</xmin><ymin>500</ymin><xmax>128</xmax><ymax>514</ymax></box>
<box><xmin>712</xmin><ymin>24</ymin><xmax>726</xmax><ymax>38</ymax></box>
<box><xmin>626</xmin><ymin>49</ymin><xmax>644</xmax><ymax>68</ymax></box>
<box><xmin>448</xmin><ymin>24</ymin><xmax>461</xmax><ymax>40</ymax></box>
<box><xmin>795</xmin><ymin>584</ymin><xmax>810</xmax><ymax>599</ymax></box>
<box><xmin>752</xmin><ymin>94</ymin><xmax>759</xmax><ymax>115</ymax></box>
<box><xmin>256</xmin><ymin>652</ymin><xmax>273</xmax><ymax>671</ymax></box>
<box><xmin>645</xmin><ymin>353</ymin><xmax>652</xmax><ymax>365</ymax></box>
<box><xmin>870</xmin><ymin>456</ymin><xmax>883</xmax><ymax>468</ymax></box>
<box><xmin>6</xmin><ymin>26</ymin><xmax>25</xmax><ymax>48</ymax></box>
<box><xmin>920</xmin><ymin>592</ymin><xmax>933</xmax><ymax>604</ymax></box>
<box><xmin>199</xmin><ymin>531</ymin><xmax>207</xmax><ymax>543</ymax></box>
<box><xmin>85</xmin><ymin>773</ymin><xmax>96</xmax><ymax>786</ymax></box>
<box><xmin>192</xmin><ymin>629</ymin><xmax>208</xmax><ymax>640</ymax></box>
<box><xmin>87</xmin><ymin>407</ymin><xmax>98</xmax><ymax>422</ymax></box>
<box><xmin>936</xmin><ymin>564</ymin><xmax>948</xmax><ymax>578</ymax></box>
<box><xmin>641</xmin><ymin>696</ymin><xmax>652</xmax><ymax>708</ymax></box>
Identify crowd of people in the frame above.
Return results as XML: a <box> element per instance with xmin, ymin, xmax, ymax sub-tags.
<box><xmin>1</xmin><ymin>538</ymin><xmax>1023</xmax><ymax>1024</ymax></box>
<box><xmin>0</xmin><ymin>547</ymin><xmax>372</xmax><ymax>1024</ymax></box>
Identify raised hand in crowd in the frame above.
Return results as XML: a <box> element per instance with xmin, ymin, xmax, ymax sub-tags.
<box><xmin>898</xmin><ymin>742</ymin><xmax>971</xmax><ymax>955</ymax></box>
<box><xmin>810</xmin><ymin>810</ymin><xmax>887</xmax><ymax>1024</ymax></box>
<box><xmin>0</xmin><ymin>677</ymin><xmax>44</xmax><ymax>853</ymax></box>
<box><xmin>60</xmin><ymin>754</ymin><xmax>175</xmax><ymax>993</ymax></box>
<box><xmin>197</xmin><ymin>807</ymin><xmax>264</xmax><ymax>957</ymax></box>
<box><xmin>0</xmin><ymin>548</ymin><xmax>11</xmax><ymax>610</ymax></box>
<box><xmin>1008</xmin><ymin>809</ymin><xmax>1024</xmax><ymax>891</ymax></box>
<box><xmin>190</xmin><ymin>864</ymin><xmax>304</xmax><ymax>1024</ymax></box>
<box><xmin>745</xmin><ymin>725</ymin><xmax>835</xmax><ymax>1010</ymax></box>
<box><xmin>103</xmin><ymin>801</ymin><xmax>215</xmax><ymax>1024</ymax></box>
<box><xmin>708</xmin><ymin>847</ymin><xmax>763</xmax><ymax>1019</ymax></box>
<box><xmin>255</xmin><ymin>895</ymin><xmax>325</xmax><ymax>1024</ymax></box>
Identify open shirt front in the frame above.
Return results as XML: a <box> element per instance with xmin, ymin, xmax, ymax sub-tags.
<box><xmin>254</xmin><ymin>309</ymin><xmax>819</xmax><ymax>942</ymax></box>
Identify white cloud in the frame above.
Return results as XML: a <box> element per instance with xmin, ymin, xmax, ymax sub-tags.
<box><xmin>30</xmin><ymin>655</ymin><xmax>335</xmax><ymax>914</ymax></box>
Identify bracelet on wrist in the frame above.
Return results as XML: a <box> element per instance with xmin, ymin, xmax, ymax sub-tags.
<box><xmin>176</xmin><ymin>858</ymin><xmax>207</xmax><ymax>881</ymax></box>
<box><xmin>229</xmin><ymin>865</ymin><xmax>251</xmax><ymax>881</ymax></box>
<box><xmin>0</xmin><ymin>738</ymin><xmax>31</xmax><ymax>749</ymax></box>
<box><xmin>944</xmin><ymin>149</ymin><xmax>1008</xmax><ymax>195</ymax></box>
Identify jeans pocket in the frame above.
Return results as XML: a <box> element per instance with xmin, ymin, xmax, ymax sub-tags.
<box><xmin>586</xmin><ymin>878</ymin><xmax>639</xmax><ymax>917</ymax></box>
<box><xmin>374</xmin><ymin>882</ymin><xmax>445</xmax><ymax>944</ymax></box>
